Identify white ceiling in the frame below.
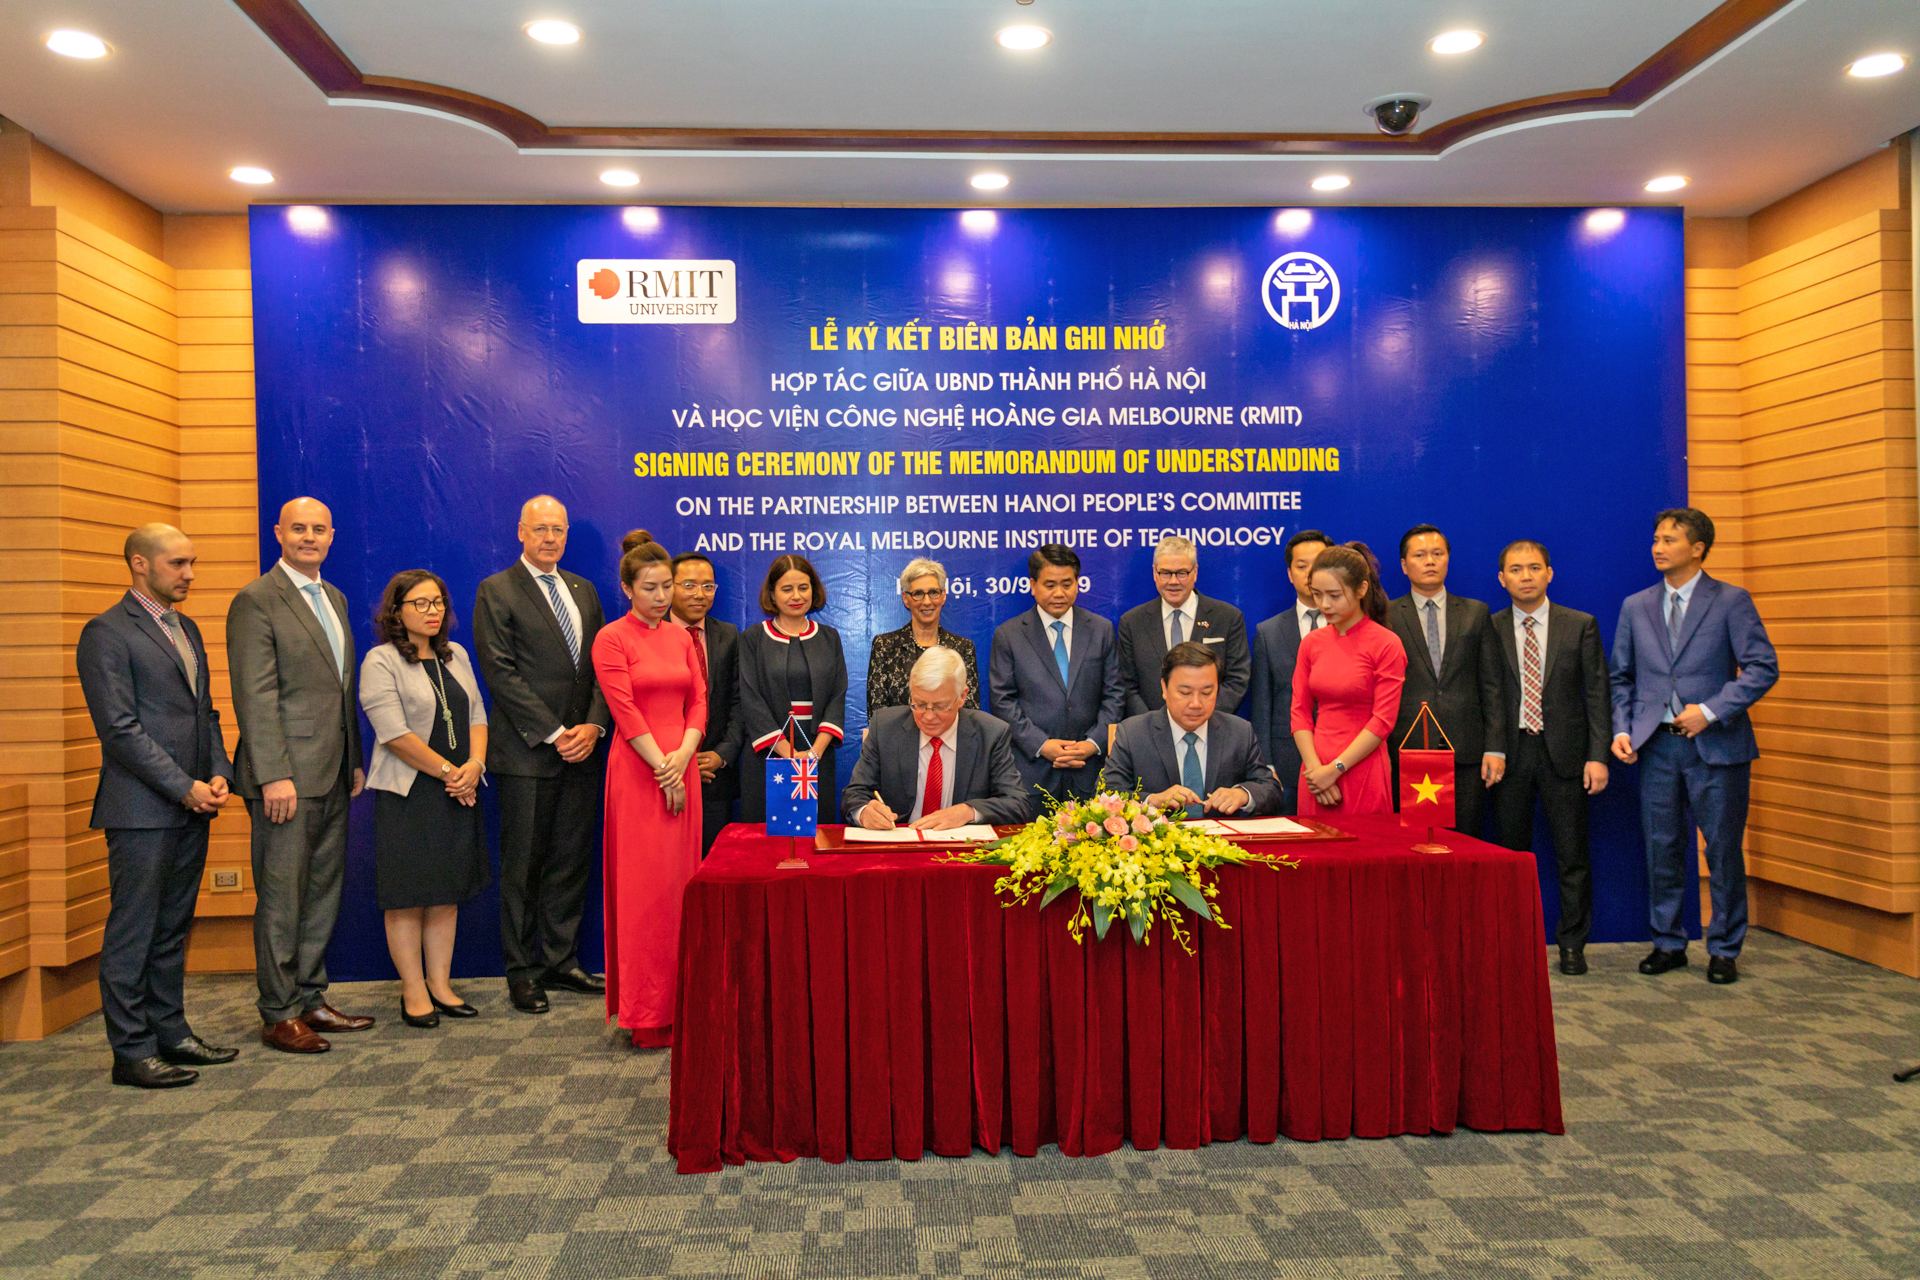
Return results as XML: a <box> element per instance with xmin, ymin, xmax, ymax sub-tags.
<box><xmin>0</xmin><ymin>0</ymin><xmax>1916</xmax><ymax>216</ymax></box>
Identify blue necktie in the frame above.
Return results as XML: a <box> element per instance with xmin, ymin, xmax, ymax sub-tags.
<box><xmin>301</xmin><ymin>582</ymin><xmax>344</xmax><ymax>676</ymax></box>
<box><xmin>1667</xmin><ymin>591</ymin><xmax>1685</xmax><ymax>716</ymax></box>
<box><xmin>1181</xmin><ymin>730</ymin><xmax>1204</xmax><ymax>819</ymax></box>
<box><xmin>1424</xmin><ymin>599</ymin><xmax>1443</xmax><ymax>672</ymax></box>
<box><xmin>542</xmin><ymin>573</ymin><xmax>581</xmax><ymax>665</ymax></box>
<box><xmin>1050</xmin><ymin>619</ymin><xmax>1070</xmax><ymax>686</ymax></box>
<box><xmin>1168</xmin><ymin>609</ymin><xmax>1185</xmax><ymax>647</ymax></box>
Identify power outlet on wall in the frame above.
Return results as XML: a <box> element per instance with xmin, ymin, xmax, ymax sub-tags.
<box><xmin>211</xmin><ymin>869</ymin><xmax>242</xmax><ymax>892</ymax></box>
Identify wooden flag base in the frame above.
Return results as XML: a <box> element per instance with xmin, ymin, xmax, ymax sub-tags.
<box><xmin>776</xmin><ymin>836</ymin><xmax>810</xmax><ymax>870</ymax></box>
<box><xmin>1410</xmin><ymin>825</ymin><xmax>1451</xmax><ymax>855</ymax></box>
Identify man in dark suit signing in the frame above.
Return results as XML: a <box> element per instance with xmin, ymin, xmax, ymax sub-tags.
<box><xmin>1105</xmin><ymin>643</ymin><xmax>1282</xmax><ymax>818</ymax></box>
<box><xmin>1250</xmin><ymin>528</ymin><xmax>1332</xmax><ymax>811</ymax></box>
<box><xmin>227</xmin><ymin>497</ymin><xmax>370</xmax><ymax>1052</ymax></box>
<box><xmin>1610</xmin><ymin>508</ymin><xmax>1778</xmax><ymax>986</ymax></box>
<box><xmin>1385</xmin><ymin>524</ymin><xmax>1506</xmax><ymax>836</ymax></box>
<box><xmin>987</xmin><ymin>543</ymin><xmax>1125</xmax><ymax>804</ymax></box>
<box><xmin>473</xmin><ymin>495</ymin><xmax>611</xmax><ymax>1014</ymax></box>
<box><xmin>669</xmin><ymin>551</ymin><xmax>742</xmax><ymax>856</ymax></box>
<box><xmin>843</xmin><ymin>646</ymin><xmax>1032</xmax><ymax>829</ymax></box>
<box><xmin>1117</xmin><ymin>535</ymin><xmax>1251</xmax><ymax>718</ymax></box>
<box><xmin>76</xmin><ymin>524</ymin><xmax>240</xmax><ymax>1087</ymax></box>
<box><xmin>1488</xmin><ymin>539</ymin><xmax>1611</xmax><ymax>977</ymax></box>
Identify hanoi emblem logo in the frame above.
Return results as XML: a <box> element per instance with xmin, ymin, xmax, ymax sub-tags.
<box><xmin>577</xmin><ymin>259</ymin><xmax>737</xmax><ymax>324</ymax></box>
<box><xmin>1260</xmin><ymin>252</ymin><xmax>1340</xmax><ymax>331</ymax></box>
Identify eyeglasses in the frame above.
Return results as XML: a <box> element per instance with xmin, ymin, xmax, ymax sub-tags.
<box><xmin>676</xmin><ymin>581</ymin><xmax>718</xmax><ymax>594</ymax></box>
<box><xmin>404</xmin><ymin>598</ymin><xmax>447</xmax><ymax>614</ymax></box>
<box><xmin>903</xmin><ymin>589</ymin><xmax>946</xmax><ymax>602</ymax></box>
<box><xmin>1154</xmin><ymin>567</ymin><xmax>1195</xmax><ymax>581</ymax></box>
<box><xmin>527</xmin><ymin>524</ymin><xmax>567</xmax><ymax>537</ymax></box>
<box><xmin>908</xmin><ymin>698</ymin><xmax>958</xmax><ymax>715</ymax></box>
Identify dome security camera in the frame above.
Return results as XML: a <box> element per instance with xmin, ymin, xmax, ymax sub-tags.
<box><xmin>1363</xmin><ymin>95</ymin><xmax>1431</xmax><ymax>136</ymax></box>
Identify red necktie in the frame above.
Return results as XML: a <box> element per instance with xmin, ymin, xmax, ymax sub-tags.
<box><xmin>685</xmin><ymin>623</ymin><xmax>710</xmax><ymax>695</ymax></box>
<box><xmin>921</xmin><ymin>738</ymin><xmax>944</xmax><ymax>821</ymax></box>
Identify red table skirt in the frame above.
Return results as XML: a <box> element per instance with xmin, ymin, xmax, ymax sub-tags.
<box><xmin>669</xmin><ymin>816</ymin><xmax>1563</xmax><ymax>1173</ymax></box>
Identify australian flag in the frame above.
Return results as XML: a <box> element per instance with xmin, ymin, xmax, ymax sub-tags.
<box><xmin>765</xmin><ymin>755</ymin><xmax>820</xmax><ymax>838</ymax></box>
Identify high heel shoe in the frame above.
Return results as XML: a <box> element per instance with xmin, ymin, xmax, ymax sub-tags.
<box><xmin>401</xmin><ymin>1001</ymin><xmax>440</xmax><ymax>1029</ymax></box>
<box><xmin>429</xmin><ymin>993</ymin><xmax>479</xmax><ymax>1018</ymax></box>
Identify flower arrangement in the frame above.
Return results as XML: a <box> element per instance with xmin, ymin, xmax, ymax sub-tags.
<box><xmin>947</xmin><ymin>790</ymin><xmax>1296</xmax><ymax>953</ymax></box>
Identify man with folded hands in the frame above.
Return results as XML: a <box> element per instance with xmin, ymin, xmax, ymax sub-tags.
<box><xmin>841</xmin><ymin>646</ymin><xmax>1032</xmax><ymax>830</ymax></box>
<box><xmin>1104</xmin><ymin>642</ymin><xmax>1282</xmax><ymax>818</ymax></box>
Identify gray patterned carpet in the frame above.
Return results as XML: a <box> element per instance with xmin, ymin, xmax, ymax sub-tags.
<box><xmin>3</xmin><ymin>932</ymin><xmax>1919</xmax><ymax>1278</ymax></box>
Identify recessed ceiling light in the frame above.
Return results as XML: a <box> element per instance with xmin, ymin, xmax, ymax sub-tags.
<box><xmin>960</xmin><ymin>210</ymin><xmax>998</xmax><ymax>233</ymax></box>
<box><xmin>1310</xmin><ymin>174</ymin><xmax>1352</xmax><ymax>192</ymax></box>
<box><xmin>1847</xmin><ymin>52</ymin><xmax>1908</xmax><ymax>79</ymax></box>
<box><xmin>525</xmin><ymin>19</ymin><xmax>581</xmax><ymax>46</ymax></box>
<box><xmin>1428</xmin><ymin>30</ymin><xmax>1484</xmax><ymax>56</ymax></box>
<box><xmin>970</xmin><ymin>172</ymin><xmax>1010</xmax><ymax>192</ymax></box>
<box><xmin>286</xmin><ymin>206</ymin><xmax>330</xmax><ymax>233</ymax></box>
<box><xmin>600</xmin><ymin>168</ymin><xmax>641</xmax><ymax>188</ymax></box>
<box><xmin>229</xmin><ymin>166</ymin><xmax>275</xmax><ymax>186</ymax></box>
<box><xmin>46</xmin><ymin>29</ymin><xmax>109</xmax><ymax>59</ymax></box>
<box><xmin>996</xmin><ymin>25</ymin><xmax>1051</xmax><ymax>52</ymax></box>
<box><xmin>1643</xmin><ymin>174</ymin><xmax>1688</xmax><ymax>194</ymax></box>
<box><xmin>622</xmin><ymin>207</ymin><xmax>660</xmax><ymax>231</ymax></box>
<box><xmin>1274</xmin><ymin>209</ymin><xmax>1313</xmax><ymax>234</ymax></box>
<box><xmin>1584</xmin><ymin>209</ymin><xmax>1626</xmax><ymax>234</ymax></box>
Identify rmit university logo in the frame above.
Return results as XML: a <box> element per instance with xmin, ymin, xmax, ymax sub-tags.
<box><xmin>577</xmin><ymin>259</ymin><xmax>737</xmax><ymax>325</ymax></box>
<box><xmin>1260</xmin><ymin>252</ymin><xmax>1340</xmax><ymax>331</ymax></box>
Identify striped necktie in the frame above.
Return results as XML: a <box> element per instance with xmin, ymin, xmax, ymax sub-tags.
<box><xmin>541</xmin><ymin>574</ymin><xmax>580</xmax><ymax>665</ymax></box>
<box><xmin>158</xmin><ymin>611</ymin><xmax>198</xmax><ymax>695</ymax></box>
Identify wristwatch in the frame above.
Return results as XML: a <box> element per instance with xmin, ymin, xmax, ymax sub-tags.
<box><xmin>439</xmin><ymin>761</ymin><xmax>454</xmax><ymax>777</ymax></box>
<box><xmin>1332</xmin><ymin>760</ymin><xmax>1346</xmax><ymax>774</ymax></box>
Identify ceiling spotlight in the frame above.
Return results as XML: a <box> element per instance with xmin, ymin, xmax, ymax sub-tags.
<box><xmin>1310</xmin><ymin>174</ymin><xmax>1352</xmax><ymax>192</ymax></box>
<box><xmin>997</xmin><ymin>25</ymin><xmax>1052</xmax><ymax>52</ymax></box>
<box><xmin>1274</xmin><ymin>209</ymin><xmax>1313</xmax><ymax>234</ymax></box>
<box><xmin>525</xmin><ymin>19</ymin><xmax>581</xmax><ymax>46</ymax></box>
<box><xmin>1847</xmin><ymin>52</ymin><xmax>1909</xmax><ymax>79</ymax></box>
<box><xmin>45</xmin><ymin>29</ymin><xmax>109</xmax><ymax>59</ymax></box>
<box><xmin>970</xmin><ymin>172</ymin><xmax>1010</xmax><ymax>192</ymax></box>
<box><xmin>960</xmin><ymin>210</ymin><xmax>998</xmax><ymax>233</ymax></box>
<box><xmin>1643</xmin><ymin>174</ymin><xmax>1688</xmax><ymax>194</ymax></box>
<box><xmin>1428</xmin><ymin>30</ymin><xmax>1484</xmax><ymax>56</ymax></box>
<box><xmin>228</xmin><ymin>166</ymin><xmax>275</xmax><ymax>185</ymax></box>
<box><xmin>622</xmin><ymin>207</ymin><xmax>661</xmax><ymax>231</ymax></box>
<box><xmin>600</xmin><ymin>168</ymin><xmax>641</xmax><ymax>188</ymax></box>
<box><xmin>286</xmin><ymin>206</ymin><xmax>330</xmax><ymax>233</ymax></box>
<box><xmin>1584</xmin><ymin>209</ymin><xmax>1626</xmax><ymax>235</ymax></box>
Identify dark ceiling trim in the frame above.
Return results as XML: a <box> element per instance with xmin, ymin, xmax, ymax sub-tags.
<box><xmin>232</xmin><ymin>0</ymin><xmax>1796</xmax><ymax>156</ymax></box>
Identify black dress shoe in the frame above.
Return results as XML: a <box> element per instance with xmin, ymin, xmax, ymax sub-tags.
<box><xmin>1638</xmin><ymin>947</ymin><xmax>1689</xmax><ymax>975</ymax></box>
<box><xmin>429</xmin><ymin>994</ymin><xmax>480</xmax><ymax>1018</ymax></box>
<box><xmin>508</xmin><ymin>978</ymin><xmax>550</xmax><ymax>1014</ymax></box>
<box><xmin>160</xmin><ymin>1034</ymin><xmax>239</xmax><ymax>1066</ymax></box>
<box><xmin>112</xmin><ymin>1055</ymin><xmax>198</xmax><ymax>1089</ymax></box>
<box><xmin>541</xmin><ymin>967</ymin><xmax>606</xmax><ymax>995</ymax></box>
<box><xmin>401</xmin><ymin>1001</ymin><xmax>440</xmax><ymax>1029</ymax></box>
<box><xmin>1707</xmin><ymin>955</ymin><xmax>1740</xmax><ymax>985</ymax></box>
<box><xmin>1558</xmin><ymin>947</ymin><xmax>1587</xmax><ymax>976</ymax></box>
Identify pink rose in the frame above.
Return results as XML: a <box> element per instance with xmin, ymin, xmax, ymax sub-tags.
<box><xmin>1103</xmin><ymin>795</ymin><xmax>1124</xmax><ymax>814</ymax></box>
<box><xmin>1118</xmin><ymin>835</ymin><xmax>1139</xmax><ymax>853</ymax></box>
<box><xmin>1085</xmin><ymin>821</ymin><xmax>1102</xmax><ymax>837</ymax></box>
<box><xmin>1103</xmin><ymin>815</ymin><xmax>1129</xmax><ymax>837</ymax></box>
<box><xmin>1055</xmin><ymin>810</ymin><xmax>1074</xmax><ymax>829</ymax></box>
<box><xmin>1131</xmin><ymin>816</ymin><xmax>1153</xmax><ymax>835</ymax></box>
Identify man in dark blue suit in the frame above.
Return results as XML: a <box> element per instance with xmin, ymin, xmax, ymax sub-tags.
<box><xmin>1104</xmin><ymin>643</ymin><xmax>1281</xmax><ymax>817</ymax></box>
<box><xmin>75</xmin><ymin>525</ymin><xmax>240</xmax><ymax>1088</ymax></box>
<box><xmin>669</xmin><ymin>552</ymin><xmax>743</xmax><ymax>856</ymax></box>
<box><xmin>1116</xmin><ymin>535</ymin><xmax>1251</xmax><ymax>718</ymax></box>
<box><xmin>1610</xmin><ymin>508</ymin><xmax>1779</xmax><ymax>985</ymax></box>
<box><xmin>987</xmin><ymin>544</ymin><xmax>1125</xmax><ymax>803</ymax></box>
<box><xmin>1249</xmin><ymin>528</ymin><xmax>1332</xmax><ymax>811</ymax></box>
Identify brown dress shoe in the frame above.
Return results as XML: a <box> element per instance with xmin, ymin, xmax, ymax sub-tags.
<box><xmin>261</xmin><ymin>1018</ymin><xmax>330</xmax><ymax>1054</ymax></box>
<box><xmin>303</xmin><ymin>1003</ymin><xmax>375</xmax><ymax>1033</ymax></box>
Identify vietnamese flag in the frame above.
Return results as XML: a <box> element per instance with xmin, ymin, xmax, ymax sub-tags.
<box><xmin>1398</xmin><ymin>749</ymin><xmax>1456</xmax><ymax>829</ymax></box>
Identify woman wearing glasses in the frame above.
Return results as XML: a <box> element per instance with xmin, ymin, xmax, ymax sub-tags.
<box><xmin>359</xmin><ymin>570</ymin><xmax>490</xmax><ymax>1029</ymax></box>
<box><xmin>866</xmin><ymin>558</ymin><xmax>980</xmax><ymax>713</ymax></box>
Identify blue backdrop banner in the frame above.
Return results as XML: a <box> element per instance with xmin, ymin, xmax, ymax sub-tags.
<box><xmin>250</xmin><ymin>204</ymin><xmax>1687</xmax><ymax>981</ymax></box>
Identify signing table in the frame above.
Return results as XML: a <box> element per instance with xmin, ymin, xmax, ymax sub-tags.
<box><xmin>668</xmin><ymin>817</ymin><xmax>1563</xmax><ymax>1173</ymax></box>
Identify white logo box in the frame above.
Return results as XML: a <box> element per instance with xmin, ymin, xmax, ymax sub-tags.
<box><xmin>578</xmin><ymin>259</ymin><xmax>737</xmax><ymax>324</ymax></box>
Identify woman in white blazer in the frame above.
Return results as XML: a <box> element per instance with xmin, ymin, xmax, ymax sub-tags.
<box><xmin>360</xmin><ymin>570</ymin><xmax>490</xmax><ymax>1028</ymax></box>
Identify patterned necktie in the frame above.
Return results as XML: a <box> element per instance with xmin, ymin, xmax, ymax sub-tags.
<box><xmin>1521</xmin><ymin>616</ymin><xmax>1544</xmax><ymax>733</ymax></box>
<box><xmin>301</xmin><ymin>582</ymin><xmax>345</xmax><ymax>676</ymax></box>
<box><xmin>1305</xmin><ymin>609</ymin><xmax>1321</xmax><ymax>632</ymax></box>
<box><xmin>921</xmin><ymin>737</ymin><xmax>944</xmax><ymax>821</ymax></box>
<box><xmin>686</xmin><ymin>622</ymin><xmax>710</xmax><ymax>696</ymax></box>
<box><xmin>541</xmin><ymin>573</ymin><xmax>580</xmax><ymax>665</ymax></box>
<box><xmin>1424</xmin><ymin>599</ymin><xmax>1443</xmax><ymax>672</ymax></box>
<box><xmin>1667</xmin><ymin>591</ymin><xmax>1686</xmax><ymax>715</ymax></box>
<box><xmin>159</xmin><ymin>611</ymin><xmax>198</xmax><ymax>695</ymax></box>
<box><xmin>1050</xmin><ymin>620</ymin><xmax>1070</xmax><ymax>685</ymax></box>
<box><xmin>1181</xmin><ymin>730</ymin><xmax>1204</xmax><ymax>819</ymax></box>
<box><xmin>1168</xmin><ymin>609</ymin><xmax>1185</xmax><ymax>647</ymax></box>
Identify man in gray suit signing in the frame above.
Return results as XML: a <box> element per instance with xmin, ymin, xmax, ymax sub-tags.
<box><xmin>842</xmin><ymin>646</ymin><xmax>1032</xmax><ymax>829</ymax></box>
<box><xmin>228</xmin><ymin>496</ymin><xmax>370</xmax><ymax>1053</ymax></box>
<box><xmin>1105</xmin><ymin>643</ymin><xmax>1282</xmax><ymax>818</ymax></box>
<box><xmin>77</xmin><ymin>524</ymin><xmax>240</xmax><ymax>1088</ymax></box>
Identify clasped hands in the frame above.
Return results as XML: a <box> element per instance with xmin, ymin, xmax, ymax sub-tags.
<box><xmin>182</xmin><ymin>776</ymin><xmax>230</xmax><ymax>815</ymax></box>
<box><xmin>859</xmin><ymin>799</ymin><xmax>976</xmax><ymax>831</ymax></box>
<box><xmin>1145</xmin><ymin>784</ymin><xmax>1253</xmax><ymax>815</ymax></box>
<box><xmin>554</xmin><ymin>723</ymin><xmax>602</xmax><ymax>763</ymax></box>
<box><xmin>652</xmin><ymin>745</ymin><xmax>697</xmax><ymax>815</ymax></box>
<box><xmin>1038</xmin><ymin>738</ymin><xmax>1098</xmax><ymax>770</ymax></box>
<box><xmin>443</xmin><ymin>759</ymin><xmax>484</xmax><ymax>807</ymax></box>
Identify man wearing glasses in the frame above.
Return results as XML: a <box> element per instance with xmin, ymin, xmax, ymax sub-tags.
<box><xmin>669</xmin><ymin>551</ymin><xmax>742</xmax><ymax>856</ymax></box>
<box><xmin>842</xmin><ymin>646</ymin><xmax>1031</xmax><ymax>830</ymax></box>
<box><xmin>1116</xmin><ymin>535</ymin><xmax>1251</xmax><ymax>718</ymax></box>
<box><xmin>472</xmin><ymin>495</ymin><xmax>610</xmax><ymax>1014</ymax></box>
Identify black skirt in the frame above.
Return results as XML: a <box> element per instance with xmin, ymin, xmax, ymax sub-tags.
<box><xmin>373</xmin><ymin>660</ymin><xmax>490</xmax><ymax>910</ymax></box>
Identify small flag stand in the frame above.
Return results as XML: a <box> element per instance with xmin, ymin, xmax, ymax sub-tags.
<box><xmin>1397</xmin><ymin>702</ymin><xmax>1456</xmax><ymax>855</ymax></box>
<box><xmin>765</xmin><ymin>714</ymin><xmax>817</xmax><ymax>869</ymax></box>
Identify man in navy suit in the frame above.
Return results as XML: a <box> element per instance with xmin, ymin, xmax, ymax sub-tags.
<box><xmin>1116</xmin><ymin>535</ymin><xmax>1251</xmax><ymax>718</ymax></box>
<box><xmin>1104</xmin><ymin>643</ymin><xmax>1281</xmax><ymax>817</ymax></box>
<box><xmin>1611</xmin><ymin>508</ymin><xmax>1778</xmax><ymax>985</ymax></box>
<box><xmin>987</xmin><ymin>544</ymin><xmax>1125</xmax><ymax>803</ymax></box>
<box><xmin>1249</xmin><ymin>528</ymin><xmax>1332</xmax><ymax>811</ymax></box>
<box><xmin>76</xmin><ymin>524</ymin><xmax>239</xmax><ymax>1088</ymax></box>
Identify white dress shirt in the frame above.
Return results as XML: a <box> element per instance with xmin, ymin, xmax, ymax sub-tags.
<box><xmin>277</xmin><ymin>559</ymin><xmax>347</xmax><ymax>669</ymax></box>
<box><xmin>1294</xmin><ymin>597</ymin><xmax>1324</xmax><ymax>636</ymax></box>
<box><xmin>1036</xmin><ymin>604</ymin><xmax>1074</xmax><ymax>657</ymax></box>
